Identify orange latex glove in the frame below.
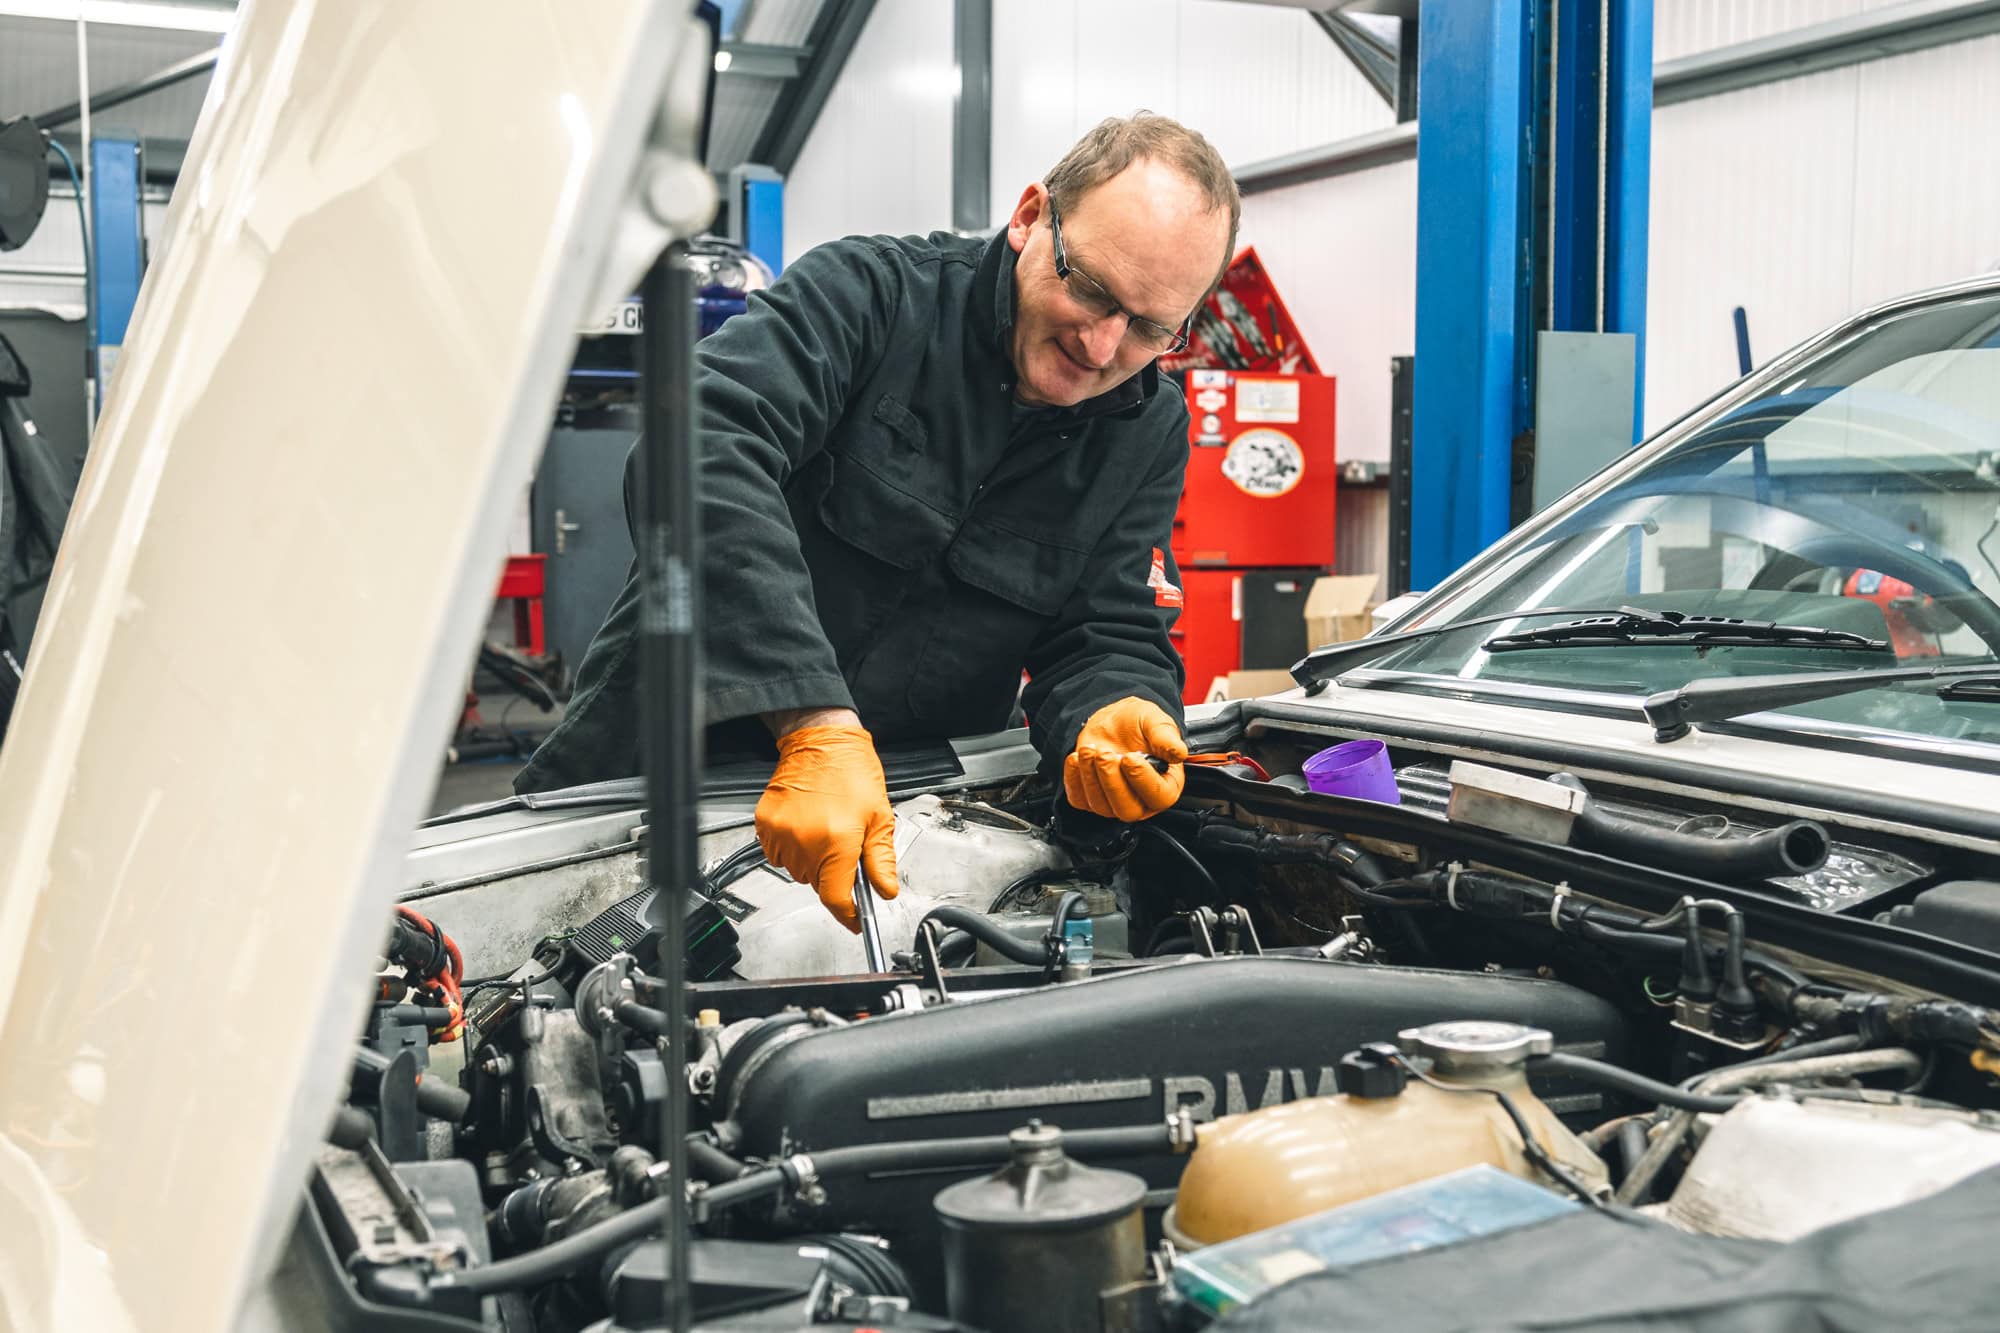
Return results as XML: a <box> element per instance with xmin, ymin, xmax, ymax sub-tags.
<box><xmin>1063</xmin><ymin>697</ymin><xmax>1189</xmax><ymax>822</ymax></box>
<box><xmin>755</xmin><ymin>725</ymin><xmax>899</xmax><ymax>933</ymax></box>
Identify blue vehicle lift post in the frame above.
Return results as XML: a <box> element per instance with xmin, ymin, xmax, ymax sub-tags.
<box><xmin>727</xmin><ymin>163</ymin><xmax>785</xmax><ymax>278</ymax></box>
<box><xmin>1410</xmin><ymin>0</ymin><xmax>1652</xmax><ymax>590</ymax></box>
<box><xmin>88</xmin><ymin>136</ymin><xmax>145</xmax><ymax>419</ymax></box>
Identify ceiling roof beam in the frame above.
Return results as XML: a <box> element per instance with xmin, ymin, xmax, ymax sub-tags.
<box><xmin>751</xmin><ymin>0</ymin><xmax>877</xmax><ymax>175</ymax></box>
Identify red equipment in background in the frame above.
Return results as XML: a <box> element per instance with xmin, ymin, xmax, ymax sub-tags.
<box><xmin>1160</xmin><ymin>247</ymin><xmax>1319</xmax><ymax>378</ymax></box>
<box><xmin>1169</xmin><ymin>369</ymin><xmax>1338</xmax><ymax>702</ymax></box>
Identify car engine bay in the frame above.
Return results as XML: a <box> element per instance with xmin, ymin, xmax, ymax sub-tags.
<box><xmin>292</xmin><ymin>731</ymin><xmax>2000</xmax><ymax>1332</ymax></box>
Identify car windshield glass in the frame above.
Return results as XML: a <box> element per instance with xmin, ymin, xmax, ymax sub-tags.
<box><xmin>1367</xmin><ymin>291</ymin><xmax>2000</xmax><ymax>753</ymax></box>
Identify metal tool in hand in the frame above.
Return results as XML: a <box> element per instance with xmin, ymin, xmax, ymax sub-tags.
<box><xmin>854</xmin><ymin>864</ymin><xmax>890</xmax><ymax>972</ymax></box>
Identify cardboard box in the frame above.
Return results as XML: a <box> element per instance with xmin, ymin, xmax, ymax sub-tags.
<box><xmin>1304</xmin><ymin>573</ymin><xmax>1381</xmax><ymax>648</ymax></box>
<box><xmin>1203</xmin><ymin>668</ymin><xmax>1298</xmax><ymax>703</ymax></box>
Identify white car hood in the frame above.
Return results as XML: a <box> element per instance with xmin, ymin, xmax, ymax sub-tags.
<box><xmin>0</xmin><ymin>3</ymin><xmax>697</xmax><ymax>1328</ymax></box>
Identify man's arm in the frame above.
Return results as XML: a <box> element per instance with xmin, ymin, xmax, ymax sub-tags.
<box><xmin>1020</xmin><ymin>434</ymin><xmax>1191</xmax><ymax>771</ymax></box>
<box><xmin>625</xmin><ymin>238</ymin><xmax>903</xmax><ymax>728</ymax></box>
<box><xmin>764</xmin><ymin>705</ymin><xmax>862</xmax><ymax>737</ymax></box>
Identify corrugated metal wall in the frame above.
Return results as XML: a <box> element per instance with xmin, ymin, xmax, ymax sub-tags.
<box><xmin>1234</xmin><ymin>163</ymin><xmax>1417</xmax><ymax>468</ymax></box>
<box><xmin>988</xmin><ymin>0</ymin><xmax>1395</xmax><ymax>228</ymax></box>
<box><xmin>782</xmin><ymin>0</ymin><xmax>956</xmax><ymax>263</ymax></box>
<box><xmin>1646</xmin><ymin>30</ymin><xmax>2000</xmax><ymax>432</ymax></box>
<box><xmin>1652</xmin><ymin>0</ymin><xmax>1909</xmax><ymax>61</ymax></box>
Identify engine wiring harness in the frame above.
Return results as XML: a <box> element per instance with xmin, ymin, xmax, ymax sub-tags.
<box><xmin>385</xmin><ymin>904</ymin><xmax>466</xmax><ymax>1042</ymax></box>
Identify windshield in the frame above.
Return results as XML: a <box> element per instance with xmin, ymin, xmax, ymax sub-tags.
<box><xmin>1368</xmin><ymin>291</ymin><xmax>2000</xmax><ymax>752</ymax></box>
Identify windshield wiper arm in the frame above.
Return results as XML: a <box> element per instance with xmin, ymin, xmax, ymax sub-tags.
<box><xmin>1484</xmin><ymin>609</ymin><xmax>1891</xmax><ymax>655</ymax></box>
<box><xmin>1288</xmin><ymin>606</ymin><xmax>1653</xmax><ymax>692</ymax></box>
<box><xmin>1643</xmin><ymin>663</ymin><xmax>2000</xmax><ymax>742</ymax></box>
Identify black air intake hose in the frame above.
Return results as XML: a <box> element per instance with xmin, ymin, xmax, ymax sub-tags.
<box><xmin>800</xmin><ymin>1234</ymin><xmax>915</xmax><ymax>1302</ymax></box>
<box><xmin>1551</xmin><ymin>774</ymin><xmax>1829</xmax><ymax>880</ymax></box>
<box><xmin>917</xmin><ymin>905</ymin><xmax>1049</xmax><ymax>967</ymax></box>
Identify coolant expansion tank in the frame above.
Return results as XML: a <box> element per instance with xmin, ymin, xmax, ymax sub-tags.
<box><xmin>1169</xmin><ymin>1021</ymin><xmax>1609</xmax><ymax>1246</ymax></box>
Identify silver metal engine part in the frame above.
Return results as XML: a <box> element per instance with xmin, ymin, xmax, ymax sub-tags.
<box><xmin>724</xmin><ymin>794</ymin><xmax>1072</xmax><ymax>980</ymax></box>
<box><xmin>1663</xmin><ymin>1095</ymin><xmax>2000</xmax><ymax>1240</ymax></box>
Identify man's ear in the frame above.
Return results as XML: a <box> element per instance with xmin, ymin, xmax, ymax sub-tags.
<box><xmin>1005</xmin><ymin>182</ymin><xmax>1048</xmax><ymax>255</ymax></box>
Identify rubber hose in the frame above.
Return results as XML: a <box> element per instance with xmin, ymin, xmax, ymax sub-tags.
<box><xmin>1553</xmin><ymin>776</ymin><xmax>1829</xmax><ymax>880</ymax></box>
<box><xmin>354</xmin><ymin>1046</ymin><xmax>472</xmax><ymax>1124</ymax></box>
<box><xmin>1142</xmin><ymin>919</ymin><xmax>1196</xmax><ymax>957</ymax></box>
<box><xmin>1325</xmin><ymin>840</ymin><xmax>1390</xmax><ymax>888</ymax></box>
<box><xmin>935</xmin><ymin>930</ymin><xmax>978</xmax><ymax>968</ymax></box>
<box><xmin>1528</xmin><ymin>1053</ymin><xmax>1744</xmax><ymax>1114</ymax></box>
<box><xmin>612</xmin><ymin>1000</ymin><xmax>674</xmax><ymax>1038</ymax></box>
<box><xmin>917</xmin><ymin>906</ymin><xmax>1048</xmax><ymax>967</ymax></box>
<box><xmin>375</xmin><ymin>1004</ymin><xmax>456</xmax><ymax>1028</ymax></box>
<box><xmin>433</xmin><ymin>1122</ymin><xmax>1171</xmax><ymax>1295</ymax></box>
<box><xmin>328</xmin><ymin>1107</ymin><xmax>375</xmax><ymax>1151</ymax></box>
<box><xmin>685</xmin><ymin>1137</ymin><xmax>748</xmax><ymax>1183</ymax></box>
<box><xmin>704</xmin><ymin>1122</ymin><xmax>1172</xmax><ymax>1214</ymax></box>
<box><xmin>1139</xmin><ymin>822</ymin><xmax>1223</xmax><ymax>897</ymax></box>
<box><xmin>800</xmin><ymin>1234</ymin><xmax>915</xmax><ymax>1301</ymax></box>
<box><xmin>1049</xmin><ymin>889</ymin><xmax>1089</xmax><ymax>941</ymax></box>
<box><xmin>1676</xmin><ymin>1033</ymin><xmax>1865</xmax><ymax>1090</ymax></box>
<box><xmin>1616</xmin><ymin>1120</ymin><xmax>1651</xmax><ymax>1186</ymax></box>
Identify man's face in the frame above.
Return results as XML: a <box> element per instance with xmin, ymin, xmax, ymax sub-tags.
<box><xmin>1005</xmin><ymin>159</ymin><xmax>1230</xmax><ymax>409</ymax></box>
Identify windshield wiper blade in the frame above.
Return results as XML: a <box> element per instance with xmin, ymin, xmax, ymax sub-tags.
<box><xmin>1289</xmin><ymin>606</ymin><xmax>1652</xmax><ymax>692</ymax></box>
<box><xmin>1642</xmin><ymin>663</ymin><xmax>2000</xmax><ymax>742</ymax></box>
<box><xmin>1484</xmin><ymin>608</ymin><xmax>1891</xmax><ymax>655</ymax></box>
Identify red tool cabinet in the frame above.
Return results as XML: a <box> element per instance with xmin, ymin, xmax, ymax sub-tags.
<box><xmin>1169</xmin><ymin>370</ymin><xmax>1338</xmax><ymax>702</ymax></box>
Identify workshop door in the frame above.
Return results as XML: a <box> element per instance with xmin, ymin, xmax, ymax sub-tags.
<box><xmin>532</xmin><ymin>415</ymin><xmax>636</xmax><ymax>674</ymax></box>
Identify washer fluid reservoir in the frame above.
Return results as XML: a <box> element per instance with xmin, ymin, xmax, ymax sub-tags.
<box><xmin>1167</xmin><ymin>1021</ymin><xmax>1609</xmax><ymax>1247</ymax></box>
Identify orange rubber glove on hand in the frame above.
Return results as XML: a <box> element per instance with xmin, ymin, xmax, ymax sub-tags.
<box><xmin>1064</xmin><ymin>697</ymin><xmax>1188</xmax><ymax>822</ymax></box>
<box><xmin>755</xmin><ymin>725</ymin><xmax>899</xmax><ymax>933</ymax></box>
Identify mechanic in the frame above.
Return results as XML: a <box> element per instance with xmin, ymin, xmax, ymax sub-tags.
<box><xmin>516</xmin><ymin>113</ymin><xmax>1239</xmax><ymax>932</ymax></box>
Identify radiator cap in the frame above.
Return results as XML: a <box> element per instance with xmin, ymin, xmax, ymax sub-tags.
<box><xmin>1397</xmin><ymin>1021</ymin><xmax>1553</xmax><ymax>1077</ymax></box>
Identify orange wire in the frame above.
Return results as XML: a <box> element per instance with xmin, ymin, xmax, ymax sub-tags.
<box><xmin>393</xmin><ymin>905</ymin><xmax>467</xmax><ymax>1042</ymax></box>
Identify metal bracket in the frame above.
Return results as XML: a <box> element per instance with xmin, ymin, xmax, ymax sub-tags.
<box><xmin>1188</xmin><ymin>908</ymin><xmax>1219</xmax><ymax>957</ymax></box>
<box><xmin>1219</xmin><ymin>905</ymin><xmax>1263</xmax><ymax>956</ymax></box>
<box><xmin>915</xmin><ymin>921</ymin><xmax>953</xmax><ymax>1004</ymax></box>
<box><xmin>1187</xmin><ymin>905</ymin><xmax>1263</xmax><ymax>958</ymax></box>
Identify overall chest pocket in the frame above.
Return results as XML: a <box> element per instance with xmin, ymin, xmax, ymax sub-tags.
<box><xmin>945</xmin><ymin>513</ymin><xmax>1092</xmax><ymax>616</ymax></box>
<box><xmin>902</xmin><ymin>514</ymin><xmax>1094</xmax><ymax>730</ymax></box>
<box><xmin>815</xmin><ymin>396</ymin><xmax>958</xmax><ymax>569</ymax></box>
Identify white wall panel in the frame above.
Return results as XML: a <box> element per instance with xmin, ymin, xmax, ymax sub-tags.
<box><xmin>782</xmin><ymin>0</ymin><xmax>955</xmax><ymax>264</ymax></box>
<box><xmin>987</xmin><ymin>0</ymin><xmax>1394</xmax><ymax>228</ymax></box>
<box><xmin>1645</xmin><ymin>66</ymin><xmax>1863</xmax><ymax>433</ymax></box>
<box><xmin>1848</xmin><ymin>33</ymin><xmax>2000</xmax><ymax>308</ymax></box>
<box><xmin>1650</xmin><ymin>0</ymin><xmax>1908</xmax><ymax>62</ymax></box>
<box><xmin>1646</xmin><ymin>32</ymin><xmax>2000</xmax><ymax>434</ymax></box>
<box><xmin>1233</xmin><ymin>160</ymin><xmax>1418</xmax><ymax>466</ymax></box>
<box><xmin>1336</xmin><ymin>487</ymin><xmax>1390</xmax><ymax>589</ymax></box>
<box><xmin>1176</xmin><ymin>0</ymin><xmax>1398</xmax><ymax>169</ymax></box>
<box><xmin>1074</xmin><ymin>0</ymin><xmax>1184</xmax><ymax>128</ymax></box>
<box><xmin>990</xmin><ymin>0</ymin><xmax>1081</xmax><ymax>226</ymax></box>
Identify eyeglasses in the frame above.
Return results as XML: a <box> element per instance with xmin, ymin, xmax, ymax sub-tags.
<box><xmin>1047</xmin><ymin>200</ymin><xmax>1193</xmax><ymax>355</ymax></box>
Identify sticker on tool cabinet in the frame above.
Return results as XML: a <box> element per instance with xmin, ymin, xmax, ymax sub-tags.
<box><xmin>1221</xmin><ymin>428</ymin><xmax>1305</xmax><ymax>497</ymax></box>
<box><xmin>1235</xmin><ymin>377</ymin><xmax>1300</xmax><ymax>424</ymax></box>
<box><xmin>1194</xmin><ymin>388</ymin><xmax>1228</xmax><ymax>413</ymax></box>
<box><xmin>1201</xmin><ymin>413</ymin><xmax>1222</xmax><ymax>434</ymax></box>
<box><xmin>1191</xmin><ymin>370</ymin><xmax>1230</xmax><ymax>389</ymax></box>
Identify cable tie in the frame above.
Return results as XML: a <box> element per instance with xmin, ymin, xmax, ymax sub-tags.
<box><xmin>1446</xmin><ymin>861</ymin><xmax>1466</xmax><ymax>912</ymax></box>
<box><xmin>1550</xmin><ymin>882</ymin><xmax>1572</xmax><ymax>933</ymax></box>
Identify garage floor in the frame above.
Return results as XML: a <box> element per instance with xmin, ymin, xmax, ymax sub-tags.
<box><xmin>428</xmin><ymin>758</ymin><xmax>528</xmax><ymax>816</ymax></box>
<box><xmin>424</xmin><ymin>691</ymin><xmax>565</xmax><ymax>816</ymax></box>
